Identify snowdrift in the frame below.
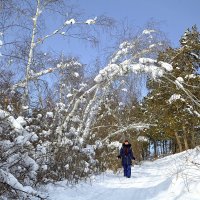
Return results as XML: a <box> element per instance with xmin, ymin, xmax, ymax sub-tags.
<box><xmin>36</xmin><ymin>147</ymin><xmax>200</xmax><ymax>200</ymax></box>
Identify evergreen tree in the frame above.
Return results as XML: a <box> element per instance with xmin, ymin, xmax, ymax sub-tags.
<box><xmin>143</xmin><ymin>26</ymin><xmax>200</xmax><ymax>153</ymax></box>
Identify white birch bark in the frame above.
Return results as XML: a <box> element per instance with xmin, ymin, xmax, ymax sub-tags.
<box><xmin>24</xmin><ymin>0</ymin><xmax>41</xmax><ymax>106</ymax></box>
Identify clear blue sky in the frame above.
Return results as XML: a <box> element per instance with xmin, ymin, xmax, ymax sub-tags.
<box><xmin>44</xmin><ymin>0</ymin><xmax>200</xmax><ymax>66</ymax></box>
<box><xmin>76</xmin><ymin>0</ymin><xmax>200</xmax><ymax>45</ymax></box>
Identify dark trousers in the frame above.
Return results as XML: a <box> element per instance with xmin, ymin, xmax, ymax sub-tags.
<box><xmin>123</xmin><ymin>164</ymin><xmax>131</xmax><ymax>178</ymax></box>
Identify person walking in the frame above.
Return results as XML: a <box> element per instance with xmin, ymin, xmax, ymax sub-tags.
<box><xmin>118</xmin><ymin>140</ymin><xmax>135</xmax><ymax>178</ymax></box>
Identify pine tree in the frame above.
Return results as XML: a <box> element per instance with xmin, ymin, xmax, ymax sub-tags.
<box><xmin>143</xmin><ymin>26</ymin><xmax>200</xmax><ymax>153</ymax></box>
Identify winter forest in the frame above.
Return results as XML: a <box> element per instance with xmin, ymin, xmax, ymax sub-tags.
<box><xmin>0</xmin><ymin>0</ymin><xmax>200</xmax><ymax>199</ymax></box>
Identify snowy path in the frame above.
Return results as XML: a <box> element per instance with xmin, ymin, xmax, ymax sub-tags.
<box><xmin>41</xmin><ymin>149</ymin><xmax>200</xmax><ymax>200</ymax></box>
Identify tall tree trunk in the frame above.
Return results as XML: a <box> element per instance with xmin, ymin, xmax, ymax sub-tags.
<box><xmin>162</xmin><ymin>140</ymin><xmax>165</xmax><ymax>155</ymax></box>
<box><xmin>153</xmin><ymin>140</ymin><xmax>157</xmax><ymax>158</ymax></box>
<box><xmin>34</xmin><ymin>80</ymin><xmax>43</xmax><ymax>108</ymax></box>
<box><xmin>165</xmin><ymin>140</ymin><xmax>168</xmax><ymax>154</ymax></box>
<box><xmin>183</xmin><ymin>135</ymin><xmax>189</xmax><ymax>150</ymax></box>
<box><xmin>174</xmin><ymin>132</ymin><xmax>183</xmax><ymax>152</ymax></box>
<box><xmin>24</xmin><ymin>0</ymin><xmax>41</xmax><ymax>106</ymax></box>
<box><xmin>169</xmin><ymin>140</ymin><xmax>172</xmax><ymax>154</ymax></box>
<box><xmin>190</xmin><ymin>127</ymin><xmax>196</xmax><ymax>148</ymax></box>
<box><xmin>183</xmin><ymin>126</ymin><xmax>189</xmax><ymax>150</ymax></box>
<box><xmin>148</xmin><ymin>144</ymin><xmax>151</xmax><ymax>159</ymax></box>
<box><xmin>173</xmin><ymin>140</ymin><xmax>177</xmax><ymax>154</ymax></box>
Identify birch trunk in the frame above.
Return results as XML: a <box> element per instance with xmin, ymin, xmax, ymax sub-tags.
<box><xmin>24</xmin><ymin>0</ymin><xmax>41</xmax><ymax>106</ymax></box>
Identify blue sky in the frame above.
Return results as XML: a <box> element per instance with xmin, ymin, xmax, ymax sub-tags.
<box><xmin>44</xmin><ymin>0</ymin><xmax>200</xmax><ymax>66</ymax></box>
<box><xmin>77</xmin><ymin>0</ymin><xmax>200</xmax><ymax>45</ymax></box>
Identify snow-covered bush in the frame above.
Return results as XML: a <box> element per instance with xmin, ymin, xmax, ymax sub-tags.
<box><xmin>41</xmin><ymin>103</ymin><xmax>98</xmax><ymax>184</ymax></box>
<box><xmin>0</xmin><ymin>109</ymin><xmax>45</xmax><ymax>199</ymax></box>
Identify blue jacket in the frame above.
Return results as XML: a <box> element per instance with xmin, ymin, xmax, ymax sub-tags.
<box><xmin>119</xmin><ymin>143</ymin><xmax>135</xmax><ymax>166</ymax></box>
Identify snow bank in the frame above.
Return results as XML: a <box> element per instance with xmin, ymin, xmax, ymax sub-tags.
<box><xmin>38</xmin><ymin>147</ymin><xmax>200</xmax><ymax>200</ymax></box>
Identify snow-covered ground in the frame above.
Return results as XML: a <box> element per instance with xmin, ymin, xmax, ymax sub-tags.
<box><xmin>38</xmin><ymin>147</ymin><xmax>200</xmax><ymax>200</ymax></box>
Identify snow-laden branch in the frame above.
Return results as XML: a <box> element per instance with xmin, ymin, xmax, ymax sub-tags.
<box><xmin>109</xmin><ymin>30</ymin><xmax>164</xmax><ymax>64</ymax></box>
<box><xmin>36</xmin><ymin>17</ymin><xmax>98</xmax><ymax>45</ymax></box>
<box><xmin>102</xmin><ymin>123</ymin><xmax>156</xmax><ymax>142</ymax></box>
<box><xmin>0</xmin><ymin>169</ymin><xmax>46</xmax><ymax>199</ymax></box>
<box><xmin>62</xmin><ymin>85</ymin><xmax>98</xmax><ymax>130</ymax></box>
<box><xmin>0</xmin><ymin>169</ymin><xmax>35</xmax><ymax>194</ymax></box>
<box><xmin>12</xmin><ymin>60</ymin><xmax>81</xmax><ymax>90</ymax></box>
<box><xmin>163</xmin><ymin>75</ymin><xmax>200</xmax><ymax>109</ymax></box>
<box><xmin>94</xmin><ymin>57</ymin><xmax>173</xmax><ymax>83</ymax></box>
<box><xmin>78</xmin><ymin>88</ymin><xmax>99</xmax><ymax>135</ymax></box>
<box><xmin>35</xmin><ymin>20</ymin><xmax>74</xmax><ymax>45</ymax></box>
<box><xmin>0</xmin><ymin>108</ymin><xmax>45</xmax><ymax>199</ymax></box>
<box><xmin>93</xmin><ymin>30</ymin><xmax>170</xmax><ymax>84</ymax></box>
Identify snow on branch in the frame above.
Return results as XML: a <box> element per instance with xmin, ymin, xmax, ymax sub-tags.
<box><xmin>62</xmin><ymin>85</ymin><xmax>98</xmax><ymax>131</ymax></box>
<box><xmin>102</xmin><ymin>123</ymin><xmax>156</xmax><ymax>142</ymax></box>
<box><xmin>64</xmin><ymin>18</ymin><xmax>76</xmax><ymax>25</ymax></box>
<box><xmin>109</xmin><ymin>29</ymin><xmax>165</xmax><ymax>64</ymax></box>
<box><xmin>36</xmin><ymin>17</ymin><xmax>99</xmax><ymax>45</ymax></box>
<box><xmin>78</xmin><ymin>88</ymin><xmax>99</xmax><ymax>136</ymax></box>
<box><xmin>85</xmin><ymin>17</ymin><xmax>97</xmax><ymax>25</ymax></box>
<box><xmin>93</xmin><ymin>29</ymin><xmax>171</xmax><ymax>84</ymax></box>
<box><xmin>168</xmin><ymin>94</ymin><xmax>185</xmax><ymax>104</ymax></box>
<box><xmin>0</xmin><ymin>109</ymin><xmax>47</xmax><ymax>199</ymax></box>
<box><xmin>12</xmin><ymin>60</ymin><xmax>81</xmax><ymax>90</ymax></box>
<box><xmin>163</xmin><ymin>75</ymin><xmax>200</xmax><ymax>109</ymax></box>
<box><xmin>94</xmin><ymin>57</ymin><xmax>173</xmax><ymax>83</ymax></box>
<box><xmin>0</xmin><ymin>169</ymin><xmax>33</xmax><ymax>193</ymax></box>
<box><xmin>142</xmin><ymin>29</ymin><xmax>156</xmax><ymax>35</ymax></box>
<box><xmin>0</xmin><ymin>169</ymin><xmax>46</xmax><ymax>199</ymax></box>
<box><xmin>35</xmin><ymin>19</ymin><xmax>76</xmax><ymax>45</ymax></box>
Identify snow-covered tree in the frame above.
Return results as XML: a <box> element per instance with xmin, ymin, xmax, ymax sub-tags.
<box><xmin>0</xmin><ymin>109</ymin><xmax>46</xmax><ymax>198</ymax></box>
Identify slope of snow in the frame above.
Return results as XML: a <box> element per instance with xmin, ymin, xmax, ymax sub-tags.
<box><xmin>36</xmin><ymin>147</ymin><xmax>200</xmax><ymax>200</ymax></box>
